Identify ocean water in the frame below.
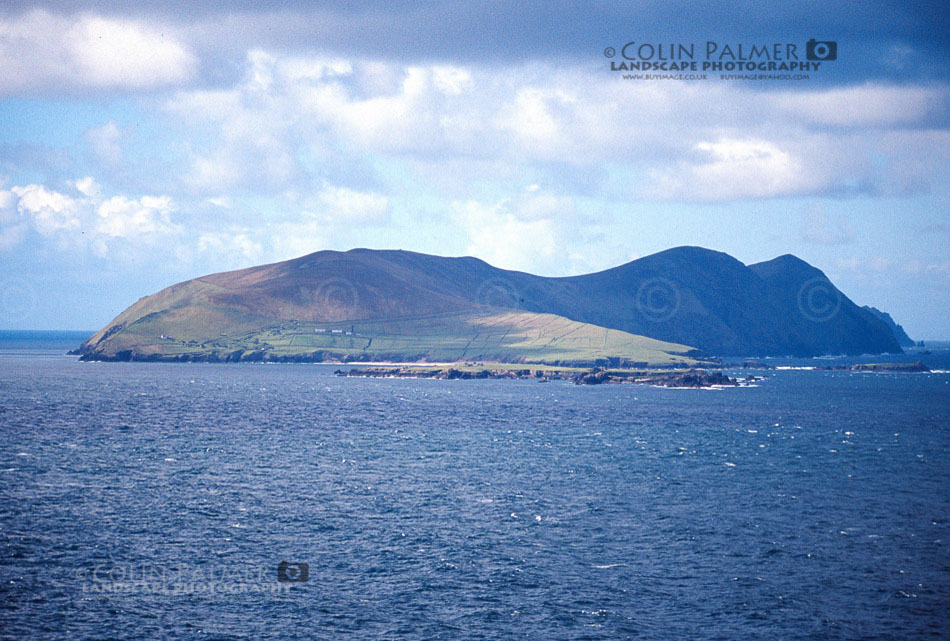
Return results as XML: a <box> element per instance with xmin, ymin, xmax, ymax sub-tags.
<box><xmin>1</xmin><ymin>345</ymin><xmax>948</xmax><ymax>639</ymax></box>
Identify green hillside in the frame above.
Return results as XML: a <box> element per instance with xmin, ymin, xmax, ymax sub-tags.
<box><xmin>76</xmin><ymin>245</ymin><xmax>902</xmax><ymax>364</ymax></box>
<box><xmin>81</xmin><ymin>308</ymin><xmax>701</xmax><ymax>366</ymax></box>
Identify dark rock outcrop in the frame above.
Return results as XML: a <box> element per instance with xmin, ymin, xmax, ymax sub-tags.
<box><xmin>862</xmin><ymin>306</ymin><xmax>915</xmax><ymax>348</ymax></box>
<box><xmin>571</xmin><ymin>368</ymin><xmax>739</xmax><ymax>387</ymax></box>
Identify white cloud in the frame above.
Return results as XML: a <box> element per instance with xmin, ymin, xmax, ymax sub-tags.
<box><xmin>496</xmin><ymin>87</ymin><xmax>573</xmax><ymax>157</ymax></box>
<box><xmin>6</xmin><ymin>48</ymin><xmax>928</xmax><ymax>274</ymax></box>
<box><xmin>269</xmin><ymin>220</ymin><xmax>329</xmax><ymax>262</ymax></box>
<box><xmin>206</xmin><ymin>196</ymin><xmax>231</xmax><ymax>209</ymax></box>
<box><xmin>770</xmin><ymin>84</ymin><xmax>947</xmax><ymax>128</ymax></box>
<box><xmin>450</xmin><ymin>190</ymin><xmax>578</xmax><ymax>273</ymax></box>
<box><xmin>163</xmin><ymin>51</ymin><xmax>949</xmax><ymax>206</ymax></box>
<box><xmin>511</xmin><ymin>191</ymin><xmax>576</xmax><ymax>221</ymax></box>
<box><xmin>307</xmin><ymin>66</ymin><xmax>437</xmax><ymax>151</ymax></box>
<box><xmin>197</xmin><ymin>230</ymin><xmax>264</xmax><ymax>264</ymax></box>
<box><xmin>74</xmin><ymin>177</ymin><xmax>100</xmax><ymax>198</ymax></box>
<box><xmin>645</xmin><ymin>137</ymin><xmax>815</xmax><ymax>202</ymax></box>
<box><xmin>96</xmin><ymin>195</ymin><xmax>179</xmax><ymax>238</ymax></box>
<box><xmin>3</xmin><ymin>180</ymin><xmax>181</xmax><ymax>254</ymax></box>
<box><xmin>0</xmin><ymin>189</ymin><xmax>16</xmax><ymax>221</ymax></box>
<box><xmin>0</xmin><ymin>188</ymin><xmax>25</xmax><ymax>251</ymax></box>
<box><xmin>431</xmin><ymin>66</ymin><xmax>472</xmax><ymax>95</ymax></box>
<box><xmin>311</xmin><ymin>185</ymin><xmax>388</xmax><ymax>223</ymax></box>
<box><xmin>186</xmin><ymin>154</ymin><xmax>245</xmax><ymax>193</ymax></box>
<box><xmin>453</xmin><ymin>199</ymin><xmax>558</xmax><ymax>272</ymax></box>
<box><xmin>69</xmin><ymin>16</ymin><xmax>194</xmax><ymax>88</ymax></box>
<box><xmin>278</xmin><ymin>55</ymin><xmax>352</xmax><ymax>84</ymax></box>
<box><xmin>0</xmin><ymin>10</ymin><xmax>196</xmax><ymax>95</ymax></box>
<box><xmin>11</xmin><ymin>184</ymin><xmax>83</xmax><ymax>235</ymax></box>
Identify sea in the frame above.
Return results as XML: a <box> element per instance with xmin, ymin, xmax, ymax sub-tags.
<box><xmin>1</xmin><ymin>331</ymin><xmax>948</xmax><ymax>640</ymax></box>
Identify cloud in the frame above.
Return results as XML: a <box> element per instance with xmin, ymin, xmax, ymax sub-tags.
<box><xmin>0</xmin><ymin>188</ymin><xmax>24</xmax><ymax>251</ymax></box>
<box><xmin>96</xmin><ymin>195</ymin><xmax>179</xmax><ymax>238</ymax></box>
<box><xmin>1</xmin><ymin>5</ymin><xmax>947</xmax><ymax>335</ymax></box>
<box><xmin>196</xmin><ymin>230</ymin><xmax>264</xmax><ymax>264</ymax></box>
<box><xmin>453</xmin><ymin>199</ymin><xmax>558</xmax><ymax>272</ymax></box>
<box><xmin>0</xmin><ymin>188</ymin><xmax>15</xmax><ymax>220</ymax></box>
<box><xmin>0</xmin><ymin>10</ymin><xmax>196</xmax><ymax>95</ymax></box>
<box><xmin>451</xmin><ymin>189</ymin><xmax>579</xmax><ymax>273</ymax></box>
<box><xmin>300</xmin><ymin>64</ymin><xmax>459</xmax><ymax>153</ymax></box>
<box><xmin>768</xmin><ymin>84</ymin><xmax>949</xmax><ymax>129</ymax></box>
<box><xmin>3</xmin><ymin>179</ymin><xmax>181</xmax><ymax>254</ymax></box>
<box><xmin>11</xmin><ymin>184</ymin><xmax>83</xmax><ymax>234</ymax></box>
<box><xmin>431</xmin><ymin>66</ymin><xmax>473</xmax><ymax>95</ymax></box>
<box><xmin>159</xmin><ymin>51</ymin><xmax>949</xmax><ymax>207</ymax></box>
<box><xmin>647</xmin><ymin>137</ymin><xmax>812</xmax><ymax>202</ymax></box>
<box><xmin>167</xmin><ymin>53</ymin><xmax>313</xmax><ymax>193</ymax></box>
<box><xmin>74</xmin><ymin>176</ymin><xmax>100</xmax><ymax>197</ymax></box>
<box><xmin>269</xmin><ymin>220</ymin><xmax>329</xmax><ymax>262</ymax></box>
<box><xmin>7</xmin><ymin>2</ymin><xmax>943</xmax><ymax>83</ymax></box>
<box><xmin>310</xmin><ymin>185</ymin><xmax>388</xmax><ymax>224</ymax></box>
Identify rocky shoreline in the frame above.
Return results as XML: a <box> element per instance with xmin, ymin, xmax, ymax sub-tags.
<box><xmin>573</xmin><ymin>368</ymin><xmax>743</xmax><ymax>387</ymax></box>
<box><xmin>71</xmin><ymin>348</ymin><xmax>713</xmax><ymax>369</ymax></box>
<box><xmin>734</xmin><ymin>360</ymin><xmax>930</xmax><ymax>373</ymax></box>
<box><xmin>336</xmin><ymin>366</ymin><xmax>748</xmax><ymax>388</ymax></box>
<box><xmin>839</xmin><ymin>361</ymin><xmax>930</xmax><ymax>372</ymax></box>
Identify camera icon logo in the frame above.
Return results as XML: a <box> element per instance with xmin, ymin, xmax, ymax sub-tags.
<box><xmin>277</xmin><ymin>561</ymin><xmax>309</xmax><ymax>583</ymax></box>
<box><xmin>806</xmin><ymin>39</ymin><xmax>837</xmax><ymax>61</ymax></box>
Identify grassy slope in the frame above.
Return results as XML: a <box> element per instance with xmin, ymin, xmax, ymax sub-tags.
<box><xmin>80</xmin><ymin>246</ymin><xmax>901</xmax><ymax>360</ymax></box>
<box><xmin>89</xmin><ymin>307</ymin><xmax>700</xmax><ymax>366</ymax></box>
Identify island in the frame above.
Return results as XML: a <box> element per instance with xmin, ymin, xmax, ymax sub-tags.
<box><xmin>335</xmin><ymin>364</ymin><xmax>750</xmax><ymax>388</ymax></box>
<box><xmin>836</xmin><ymin>361</ymin><xmax>930</xmax><ymax>372</ymax></box>
<box><xmin>73</xmin><ymin>246</ymin><xmax>908</xmax><ymax>366</ymax></box>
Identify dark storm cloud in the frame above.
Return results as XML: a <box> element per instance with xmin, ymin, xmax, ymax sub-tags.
<box><xmin>3</xmin><ymin>1</ymin><xmax>948</xmax><ymax>85</ymax></box>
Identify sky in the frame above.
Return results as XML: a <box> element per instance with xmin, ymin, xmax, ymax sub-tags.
<box><xmin>0</xmin><ymin>1</ymin><xmax>947</xmax><ymax>337</ymax></box>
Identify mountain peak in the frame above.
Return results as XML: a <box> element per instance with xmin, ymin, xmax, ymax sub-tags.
<box><xmin>749</xmin><ymin>253</ymin><xmax>826</xmax><ymax>281</ymax></box>
<box><xmin>651</xmin><ymin>245</ymin><xmax>740</xmax><ymax>264</ymax></box>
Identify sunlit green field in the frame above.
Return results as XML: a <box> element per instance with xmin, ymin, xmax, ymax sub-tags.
<box><xmin>100</xmin><ymin>309</ymin><xmax>701</xmax><ymax>366</ymax></box>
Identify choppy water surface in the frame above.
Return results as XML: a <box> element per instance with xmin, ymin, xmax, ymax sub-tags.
<box><xmin>1</xmin><ymin>351</ymin><xmax>948</xmax><ymax>640</ymax></box>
